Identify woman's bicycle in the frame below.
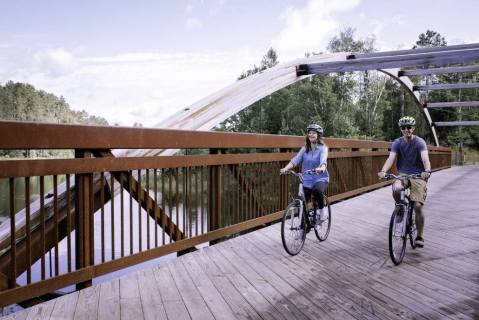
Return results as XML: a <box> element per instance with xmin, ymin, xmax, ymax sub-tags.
<box><xmin>280</xmin><ymin>170</ymin><xmax>331</xmax><ymax>255</ymax></box>
<box><xmin>384</xmin><ymin>173</ymin><xmax>421</xmax><ymax>265</ymax></box>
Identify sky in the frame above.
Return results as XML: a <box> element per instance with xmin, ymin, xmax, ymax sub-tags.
<box><xmin>1</xmin><ymin>0</ymin><xmax>478</xmax><ymax>127</ymax></box>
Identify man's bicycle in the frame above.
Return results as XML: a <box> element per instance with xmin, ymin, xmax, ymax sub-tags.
<box><xmin>280</xmin><ymin>170</ymin><xmax>331</xmax><ymax>255</ymax></box>
<box><xmin>383</xmin><ymin>173</ymin><xmax>421</xmax><ymax>265</ymax></box>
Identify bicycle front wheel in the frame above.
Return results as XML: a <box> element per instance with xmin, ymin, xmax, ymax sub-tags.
<box><xmin>408</xmin><ymin>205</ymin><xmax>418</xmax><ymax>249</ymax></box>
<box><xmin>314</xmin><ymin>199</ymin><xmax>331</xmax><ymax>241</ymax></box>
<box><xmin>389</xmin><ymin>205</ymin><xmax>407</xmax><ymax>265</ymax></box>
<box><xmin>281</xmin><ymin>202</ymin><xmax>307</xmax><ymax>255</ymax></box>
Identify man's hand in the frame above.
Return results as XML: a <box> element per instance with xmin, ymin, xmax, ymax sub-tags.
<box><xmin>421</xmin><ymin>171</ymin><xmax>431</xmax><ymax>180</ymax></box>
<box><xmin>378</xmin><ymin>171</ymin><xmax>387</xmax><ymax>179</ymax></box>
<box><xmin>280</xmin><ymin>167</ymin><xmax>288</xmax><ymax>174</ymax></box>
<box><xmin>315</xmin><ymin>167</ymin><xmax>325</xmax><ymax>173</ymax></box>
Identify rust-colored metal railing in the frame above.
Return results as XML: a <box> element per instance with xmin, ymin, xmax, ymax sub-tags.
<box><xmin>0</xmin><ymin>121</ymin><xmax>451</xmax><ymax>306</ymax></box>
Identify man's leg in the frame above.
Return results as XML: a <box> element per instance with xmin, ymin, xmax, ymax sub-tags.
<box><xmin>409</xmin><ymin>178</ymin><xmax>427</xmax><ymax>247</ymax></box>
<box><xmin>414</xmin><ymin>202</ymin><xmax>425</xmax><ymax>239</ymax></box>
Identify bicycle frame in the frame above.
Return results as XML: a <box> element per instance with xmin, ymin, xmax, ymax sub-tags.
<box><xmin>385</xmin><ymin>173</ymin><xmax>421</xmax><ymax>265</ymax></box>
<box><xmin>280</xmin><ymin>170</ymin><xmax>331</xmax><ymax>255</ymax></box>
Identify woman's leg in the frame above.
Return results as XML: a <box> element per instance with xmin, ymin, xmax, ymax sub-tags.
<box><xmin>312</xmin><ymin>181</ymin><xmax>328</xmax><ymax>209</ymax></box>
<box><xmin>303</xmin><ymin>187</ymin><xmax>313</xmax><ymax>210</ymax></box>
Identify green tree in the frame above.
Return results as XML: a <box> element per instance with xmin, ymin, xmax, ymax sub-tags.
<box><xmin>0</xmin><ymin>81</ymin><xmax>109</xmax><ymax>158</ymax></box>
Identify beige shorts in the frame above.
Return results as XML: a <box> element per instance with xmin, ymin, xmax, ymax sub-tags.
<box><xmin>402</xmin><ymin>177</ymin><xmax>428</xmax><ymax>204</ymax></box>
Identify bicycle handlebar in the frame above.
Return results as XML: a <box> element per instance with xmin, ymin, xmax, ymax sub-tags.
<box><xmin>280</xmin><ymin>169</ymin><xmax>317</xmax><ymax>177</ymax></box>
<box><xmin>383</xmin><ymin>173</ymin><xmax>422</xmax><ymax>180</ymax></box>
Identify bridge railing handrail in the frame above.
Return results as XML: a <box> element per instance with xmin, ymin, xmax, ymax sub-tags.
<box><xmin>0</xmin><ymin>120</ymin><xmax>452</xmax><ymax>307</ymax></box>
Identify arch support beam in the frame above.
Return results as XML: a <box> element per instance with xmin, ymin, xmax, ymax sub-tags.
<box><xmin>380</xmin><ymin>68</ymin><xmax>439</xmax><ymax>146</ymax></box>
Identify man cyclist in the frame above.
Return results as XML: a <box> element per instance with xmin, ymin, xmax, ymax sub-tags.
<box><xmin>378</xmin><ymin>116</ymin><xmax>431</xmax><ymax>248</ymax></box>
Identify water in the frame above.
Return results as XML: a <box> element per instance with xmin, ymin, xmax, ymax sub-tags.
<box><xmin>0</xmin><ymin>185</ymin><xmax>208</xmax><ymax>316</ymax></box>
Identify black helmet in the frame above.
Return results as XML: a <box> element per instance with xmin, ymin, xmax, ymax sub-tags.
<box><xmin>307</xmin><ymin>123</ymin><xmax>323</xmax><ymax>135</ymax></box>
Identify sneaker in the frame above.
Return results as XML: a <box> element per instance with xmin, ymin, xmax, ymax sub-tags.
<box><xmin>415</xmin><ymin>237</ymin><xmax>424</xmax><ymax>248</ymax></box>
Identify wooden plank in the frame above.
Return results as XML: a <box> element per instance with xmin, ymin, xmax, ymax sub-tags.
<box><xmin>98</xmin><ymin>278</ymin><xmax>120</xmax><ymax>320</ymax></box>
<box><xmin>414</xmin><ymin>82</ymin><xmax>479</xmax><ymax>91</ymax></box>
<box><xmin>192</xmin><ymin>251</ymin><xmax>261</xmax><ymax>320</ymax></box>
<box><xmin>119</xmin><ymin>273</ymin><xmax>143</xmax><ymax>320</ymax></box>
<box><xmin>0</xmin><ymin>310</ymin><xmax>29</xmax><ymax>320</ymax></box>
<box><xmin>399</xmin><ymin>64</ymin><xmax>479</xmax><ymax>76</ymax></box>
<box><xmin>49</xmin><ymin>291</ymin><xmax>80</xmax><ymax>320</ymax></box>
<box><xmin>153</xmin><ymin>264</ymin><xmax>191</xmax><ymax>320</ymax></box>
<box><xmin>73</xmin><ymin>285</ymin><xmax>100</xmax><ymax>320</ymax></box>
<box><xmin>179</xmin><ymin>254</ymin><xmax>237</xmax><ymax>320</ymax></box>
<box><xmin>25</xmin><ymin>298</ymin><xmax>56</xmax><ymax>320</ymax></box>
<box><xmin>434</xmin><ymin>121</ymin><xmax>479</xmax><ymax>126</ymax></box>
<box><xmin>167</xmin><ymin>261</ymin><xmax>215</xmax><ymax>320</ymax></box>
<box><xmin>214</xmin><ymin>242</ymin><xmax>306</xmax><ymax>320</ymax></box>
<box><xmin>233</xmin><ymin>236</ymin><xmax>367</xmax><ymax>320</ymax></box>
<box><xmin>248</xmin><ymin>230</ymin><xmax>427</xmax><ymax>320</ymax></box>
<box><xmin>136</xmin><ymin>268</ymin><xmax>168</xmax><ymax>320</ymax></box>
<box><xmin>203</xmin><ymin>246</ymin><xmax>287</xmax><ymax>320</ymax></box>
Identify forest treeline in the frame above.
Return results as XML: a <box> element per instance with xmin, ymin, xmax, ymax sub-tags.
<box><xmin>0</xmin><ymin>82</ymin><xmax>108</xmax><ymax>158</ymax></box>
<box><xmin>1</xmin><ymin>28</ymin><xmax>478</xmax><ymax>159</ymax></box>
<box><xmin>216</xmin><ymin>29</ymin><xmax>479</xmax><ymax>149</ymax></box>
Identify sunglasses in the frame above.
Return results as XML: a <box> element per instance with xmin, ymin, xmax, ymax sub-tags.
<box><xmin>401</xmin><ymin>125</ymin><xmax>413</xmax><ymax>130</ymax></box>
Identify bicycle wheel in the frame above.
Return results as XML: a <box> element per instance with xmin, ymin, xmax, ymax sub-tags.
<box><xmin>408</xmin><ymin>204</ymin><xmax>417</xmax><ymax>249</ymax></box>
<box><xmin>388</xmin><ymin>205</ymin><xmax>407</xmax><ymax>265</ymax></box>
<box><xmin>314</xmin><ymin>199</ymin><xmax>331</xmax><ymax>241</ymax></box>
<box><xmin>281</xmin><ymin>202</ymin><xmax>307</xmax><ymax>255</ymax></box>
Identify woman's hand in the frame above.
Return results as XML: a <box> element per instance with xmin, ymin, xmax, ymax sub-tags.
<box><xmin>315</xmin><ymin>165</ymin><xmax>326</xmax><ymax>173</ymax></box>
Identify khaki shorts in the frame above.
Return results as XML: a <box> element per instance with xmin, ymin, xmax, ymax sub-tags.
<box><xmin>401</xmin><ymin>176</ymin><xmax>427</xmax><ymax>204</ymax></box>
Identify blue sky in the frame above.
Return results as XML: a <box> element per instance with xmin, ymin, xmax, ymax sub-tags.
<box><xmin>1</xmin><ymin>0</ymin><xmax>478</xmax><ymax>126</ymax></box>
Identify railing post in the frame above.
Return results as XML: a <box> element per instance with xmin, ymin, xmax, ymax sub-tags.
<box><xmin>279</xmin><ymin>148</ymin><xmax>290</xmax><ymax>209</ymax></box>
<box><xmin>74</xmin><ymin>150</ymin><xmax>93</xmax><ymax>290</ymax></box>
<box><xmin>208</xmin><ymin>148</ymin><xmax>224</xmax><ymax>245</ymax></box>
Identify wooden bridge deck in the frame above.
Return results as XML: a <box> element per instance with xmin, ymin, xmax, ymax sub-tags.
<box><xmin>3</xmin><ymin>165</ymin><xmax>479</xmax><ymax>319</ymax></box>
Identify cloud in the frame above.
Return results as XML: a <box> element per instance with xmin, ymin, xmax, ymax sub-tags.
<box><xmin>272</xmin><ymin>0</ymin><xmax>360</xmax><ymax>59</ymax></box>
<box><xmin>185</xmin><ymin>17</ymin><xmax>203</xmax><ymax>31</ymax></box>
<box><xmin>33</xmin><ymin>48</ymin><xmax>78</xmax><ymax>77</ymax></box>
<box><xmin>0</xmin><ymin>47</ymin><xmax>260</xmax><ymax>127</ymax></box>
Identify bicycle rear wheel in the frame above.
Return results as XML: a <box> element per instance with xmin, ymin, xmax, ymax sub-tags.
<box><xmin>281</xmin><ymin>202</ymin><xmax>307</xmax><ymax>255</ymax></box>
<box><xmin>314</xmin><ymin>199</ymin><xmax>331</xmax><ymax>241</ymax></box>
<box><xmin>389</xmin><ymin>205</ymin><xmax>407</xmax><ymax>265</ymax></box>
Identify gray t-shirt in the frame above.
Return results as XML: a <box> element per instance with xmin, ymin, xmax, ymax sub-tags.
<box><xmin>391</xmin><ymin>136</ymin><xmax>427</xmax><ymax>175</ymax></box>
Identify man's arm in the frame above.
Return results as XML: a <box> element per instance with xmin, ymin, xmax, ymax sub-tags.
<box><xmin>420</xmin><ymin>150</ymin><xmax>431</xmax><ymax>172</ymax></box>
<box><xmin>380</xmin><ymin>152</ymin><xmax>397</xmax><ymax>173</ymax></box>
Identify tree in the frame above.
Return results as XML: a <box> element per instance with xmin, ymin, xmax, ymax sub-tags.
<box><xmin>413</xmin><ymin>30</ymin><xmax>447</xmax><ymax>48</ymax></box>
<box><xmin>0</xmin><ymin>81</ymin><xmax>109</xmax><ymax>158</ymax></box>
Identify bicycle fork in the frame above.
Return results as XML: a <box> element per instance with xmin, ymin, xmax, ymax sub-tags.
<box><xmin>292</xmin><ymin>198</ymin><xmax>304</xmax><ymax>239</ymax></box>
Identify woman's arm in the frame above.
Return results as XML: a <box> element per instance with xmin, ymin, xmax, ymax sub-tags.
<box><xmin>280</xmin><ymin>147</ymin><xmax>304</xmax><ymax>173</ymax></box>
<box><xmin>316</xmin><ymin>146</ymin><xmax>328</xmax><ymax>172</ymax></box>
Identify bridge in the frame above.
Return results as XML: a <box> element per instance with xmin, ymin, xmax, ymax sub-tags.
<box><xmin>2</xmin><ymin>164</ymin><xmax>478</xmax><ymax>319</ymax></box>
<box><xmin>0</xmin><ymin>43</ymin><xmax>478</xmax><ymax>317</ymax></box>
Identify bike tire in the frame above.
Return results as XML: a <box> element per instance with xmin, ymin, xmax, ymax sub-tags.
<box><xmin>388</xmin><ymin>205</ymin><xmax>407</xmax><ymax>265</ymax></box>
<box><xmin>408</xmin><ymin>205</ymin><xmax>417</xmax><ymax>249</ymax></box>
<box><xmin>314</xmin><ymin>199</ymin><xmax>331</xmax><ymax>241</ymax></box>
<box><xmin>281</xmin><ymin>202</ymin><xmax>307</xmax><ymax>255</ymax></box>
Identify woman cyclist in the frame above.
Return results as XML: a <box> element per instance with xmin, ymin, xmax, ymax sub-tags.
<box><xmin>280</xmin><ymin>124</ymin><xmax>329</xmax><ymax>222</ymax></box>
